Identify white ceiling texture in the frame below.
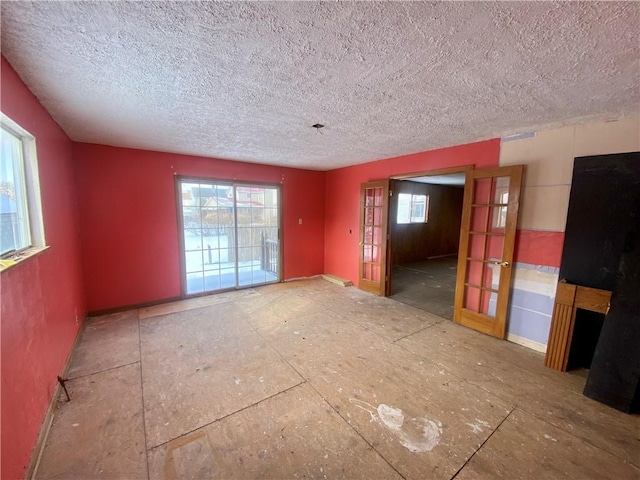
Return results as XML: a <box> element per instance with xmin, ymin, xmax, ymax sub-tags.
<box><xmin>1</xmin><ymin>1</ymin><xmax>638</xmax><ymax>170</ymax></box>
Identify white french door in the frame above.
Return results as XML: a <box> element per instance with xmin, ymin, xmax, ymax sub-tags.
<box><xmin>177</xmin><ymin>178</ymin><xmax>281</xmax><ymax>295</ymax></box>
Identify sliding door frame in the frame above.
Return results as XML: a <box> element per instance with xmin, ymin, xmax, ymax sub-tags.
<box><xmin>175</xmin><ymin>176</ymin><xmax>283</xmax><ymax>298</ymax></box>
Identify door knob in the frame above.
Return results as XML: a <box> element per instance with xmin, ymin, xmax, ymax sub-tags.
<box><xmin>494</xmin><ymin>261</ymin><xmax>510</xmax><ymax>267</ymax></box>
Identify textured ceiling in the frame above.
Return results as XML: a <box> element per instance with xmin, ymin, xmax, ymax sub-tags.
<box><xmin>1</xmin><ymin>1</ymin><xmax>638</xmax><ymax>170</ymax></box>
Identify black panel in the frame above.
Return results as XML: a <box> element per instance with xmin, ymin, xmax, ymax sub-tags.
<box><xmin>584</xmin><ymin>211</ymin><xmax>640</xmax><ymax>412</ymax></box>
<box><xmin>560</xmin><ymin>151</ymin><xmax>640</xmax><ymax>413</ymax></box>
<box><xmin>559</xmin><ymin>152</ymin><xmax>640</xmax><ymax>290</ymax></box>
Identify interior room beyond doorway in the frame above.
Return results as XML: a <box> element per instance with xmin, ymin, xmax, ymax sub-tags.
<box><xmin>390</xmin><ymin>172</ymin><xmax>465</xmax><ymax>319</ymax></box>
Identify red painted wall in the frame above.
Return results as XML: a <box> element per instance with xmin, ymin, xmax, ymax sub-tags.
<box><xmin>515</xmin><ymin>230</ymin><xmax>564</xmax><ymax>268</ymax></box>
<box><xmin>1</xmin><ymin>57</ymin><xmax>86</xmax><ymax>480</ymax></box>
<box><xmin>324</xmin><ymin>140</ymin><xmax>502</xmax><ymax>284</ymax></box>
<box><xmin>74</xmin><ymin>144</ymin><xmax>325</xmax><ymax>312</ymax></box>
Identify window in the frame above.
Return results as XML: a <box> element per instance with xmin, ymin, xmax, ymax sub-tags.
<box><xmin>397</xmin><ymin>193</ymin><xmax>429</xmax><ymax>224</ymax></box>
<box><xmin>0</xmin><ymin>113</ymin><xmax>44</xmax><ymax>257</ymax></box>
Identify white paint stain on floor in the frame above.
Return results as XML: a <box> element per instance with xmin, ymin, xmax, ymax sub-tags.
<box><xmin>349</xmin><ymin>398</ymin><xmax>442</xmax><ymax>453</ymax></box>
<box><xmin>466</xmin><ymin>418</ymin><xmax>490</xmax><ymax>434</ymax></box>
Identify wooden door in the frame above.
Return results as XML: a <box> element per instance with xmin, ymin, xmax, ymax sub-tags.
<box><xmin>453</xmin><ymin>165</ymin><xmax>524</xmax><ymax>338</ymax></box>
<box><xmin>358</xmin><ymin>180</ymin><xmax>389</xmax><ymax>295</ymax></box>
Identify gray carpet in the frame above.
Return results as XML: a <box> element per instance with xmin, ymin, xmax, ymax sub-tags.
<box><xmin>390</xmin><ymin>256</ymin><xmax>458</xmax><ymax>319</ymax></box>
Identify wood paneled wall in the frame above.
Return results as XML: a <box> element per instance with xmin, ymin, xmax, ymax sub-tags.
<box><xmin>390</xmin><ymin>181</ymin><xmax>464</xmax><ymax>265</ymax></box>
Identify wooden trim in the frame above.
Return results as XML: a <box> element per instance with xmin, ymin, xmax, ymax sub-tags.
<box><xmin>390</xmin><ymin>165</ymin><xmax>474</xmax><ymax>180</ymax></box>
<box><xmin>544</xmin><ymin>281</ymin><xmax>612</xmax><ymax>371</ymax></box>
<box><xmin>175</xmin><ymin>175</ymin><xmax>188</xmax><ymax>297</ymax></box>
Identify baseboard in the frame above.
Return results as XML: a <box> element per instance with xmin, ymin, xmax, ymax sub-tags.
<box><xmin>87</xmin><ymin>295</ymin><xmax>182</xmax><ymax>317</ymax></box>
<box><xmin>506</xmin><ymin>333</ymin><xmax>547</xmax><ymax>354</ymax></box>
<box><xmin>26</xmin><ymin>316</ymin><xmax>87</xmax><ymax>480</ymax></box>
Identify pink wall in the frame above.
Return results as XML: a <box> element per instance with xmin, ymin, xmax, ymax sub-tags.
<box><xmin>515</xmin><ymin>230</ymin><xmax>564</xmax><ymax>268</ymax></box>
<box><xmin>324</xmin><ymin>140</ymin><xmax>501</xmax><ymax>283</ymax></box>
<box><xmin>73</xmin><ymin>144</ymin><xmax>326</xmax><ymax>312</ymax></box>
<box><xmin>1</xmin><ymin>57</ymin><xmax>86</xmax><ymax>480</ymax></box>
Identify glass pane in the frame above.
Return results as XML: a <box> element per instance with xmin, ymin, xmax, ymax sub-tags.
<box><xmin>184</xmin><ymin>229</ymin><xmax>203</xmax><ymax>252</ymax></box>
<box><xmin>374</xmin><ymin>206</ymin><xmax>382</xmax><ymax>226</ymax></box>
<box><xmin>473</xmin><ymin>178</ymin><xmax>491</xmax><ymax>205</ymax></box>
<box><xmin>251</xmin><ymin>246</ymin><xmax>262</xmax><ymax>265</ymax></box>
<box><xmin>482</xmin><ymin>262</ymin><xmax>498</xmax><ymax>290</ymax></box>
<box><xmin>364</xmin><ymin>245</ymin><xmax>372</xmax><ymax>262</ymax></box>
<box><xmin>373</xmin><ymin>227</ymin><xmax>382</xmax><ymax>245</ymax></box>
<box><xmin>365</xmin><ymin>188</ymin><xmax>375</xmax><ymax>207</ymax></box>
<box><xmin>486</xmin><ymin>233</ymin><xmax>505</xmax><ymax>261</ymax></box>
<box><xmin>364</xmin><ymin>226</ymin><xmax>373</xmax><ymax>244</ymax></box>
<box><xmin>492</xmin><ymin>176</ymin><xmax>510</xmax><ymax>204</ymax></box>
<box><xmin>490</xmin><ymin>204</ymin><xmax>508</xmax><ymax>230</ymax></box>
<box><xmin>236</xmin><ymin>246</ymin><xmax>250</xmax><ymax>265</ymax></box>
<box><xmin>202</xmin><ymin>231</ymin><xmax>221</xmax><ymax>250</ymax></box>
<box><xmin>480</xmin><ymin>289</ymin><xmax>497</xmax><ymax>317</ymax></box>
<box><xmin>204</xmin><ymin>272</ymin><xmax>222</xmax><ymax>292</ymax></box>
<box><xmin>397</xmin><ymin>193</ymin><xmax>411</xmax><ymax>224</ymax></box>
<box><xmin>264</xmin><ymin>207</ymin><xmax>278</xmax><ymax>226</ymax></box>
<box><xmin>464</xmin><ymin>286</ymin><xmax>480</xmax><ymax>312</ymax></box>
<box><xmin>0</xmin><ymin>127</ymin><xmax>30</xmax><ymax>254</ymax></box>
<box><xmin>466</xmin><ymin>260</ymin><xmax>484</xmax><ymax>286</ymax></box>
<box><xmin>204</xmin><ymin>247</ymin><xmax>230</xmax><ymax>270</ymax></box>
<box><xmin>470</xmin><ymin>206</ymin><xmax>489</xmax><ymax>232</ymax></box>
<box><xmin>249</xmin><ymin>229</ymin><xmax>263</xmax><ymax>247</ymax></box>
<box><xmin>372</xmin><ymin>246</ymin><xmax>380</xmax><ymax>263</ymax></box>
<box><xmin>186</xmin><ymin>272</ymin><xmax>204</xmax><ymax>294</ymax></box>
<box><xmin>182</xmin><ymin>206</ymin><xmax>201</xmax><ymax>229</ymax></box>
<box><xmin>374</xmin><ymin>187</ymin><xmax>383</xmax><ymax>206</ymax></box>
<box><xmin>185</xmin><ymin>251</ymin><xmax>204</xmax><ymax>274</ymax></box>
<box><xmin>365</xmin><ymin>207</ymin><xmax>374</xmax><ymax>225</ymax></box>
<box><xmin>363</xmin><ymin>263</ymin><xmax>372</xmax><ymax>280</ymax></box>
<box><xmin>220</xmin><ymin>267</ymin><xmax>235</xmax><ymax>289</ymax></box>
<box><xmin>468</xmin><ymin>233</ymin><xmax>486</xmax><ymax>259</ymax></box>
<box><xmin>371</xmin><ymin>265</ymin><xmax>380</xmax><ymax>282</ymax></box>
<box><xmin>252</xmin><ymin>269</ymin><xmax>267</xmax><ymax>285</ymax></box>
<box><xmin>181</xmin><ymin>182</ymin><xmax>200</xmax><ymax>205</ymax></box>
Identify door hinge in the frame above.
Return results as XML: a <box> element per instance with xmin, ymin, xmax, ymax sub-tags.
<box><xmin>389</xmin><ymin>190</ymin><xmax>393</xmax><ymax>197</ymax></box>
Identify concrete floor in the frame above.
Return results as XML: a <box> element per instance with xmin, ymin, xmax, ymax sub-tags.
<box><xmin>36</xmin><ymin>278</ymin><xmax>639</xmax><ymax>479</ymax></box>
<box><xmin>391</xmin><ymin>257</ymin><xmax>458</xmax><ymax>319</ymax></box>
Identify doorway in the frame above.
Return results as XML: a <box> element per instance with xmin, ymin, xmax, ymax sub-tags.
<box><xmin>177</xmin><ymin>178</ymin><xmax>281</xmax><ymax>296</ymax></box>
<box><xmin>388</xmin><ymin>172</ymin><xmax>466</xmax><ymax>319</ymax></box>
<box><xmin>359</xmin><ymin>165</ymin><xmax>524</xmax><ymax>338</ymax></box>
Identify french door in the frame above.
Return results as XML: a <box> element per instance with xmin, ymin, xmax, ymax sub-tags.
<box><xmin>177</xmin><ymin>178</ymin><xmax>281</xmax><ymax>296</ymax></box>
<box><xmin>358</xmin><ymin>180</ymin><xmax>390</xmax><ymax>295</ymax></box>
<box><xmin>453</xmin><ymin>165</ymin><xmax>524</xmax><ymax>338</ymax></box>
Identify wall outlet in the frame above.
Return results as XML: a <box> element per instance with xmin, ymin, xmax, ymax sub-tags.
<box><xmin>298</xmin><ymin>218</ymin><xmax>303</xmax><ymax>225</ymax></box>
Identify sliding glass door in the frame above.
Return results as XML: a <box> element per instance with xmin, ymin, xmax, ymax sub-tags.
<box><xmin>178</xmin><ymin>179</ymin><xmax>280</xmax><ymax>295</ymax></box>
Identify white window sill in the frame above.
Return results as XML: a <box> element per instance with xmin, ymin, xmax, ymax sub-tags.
<box><xmin>0</xmin><ymin>246</ymin><xmax>50</xmax><ymax>273</ymax></box>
